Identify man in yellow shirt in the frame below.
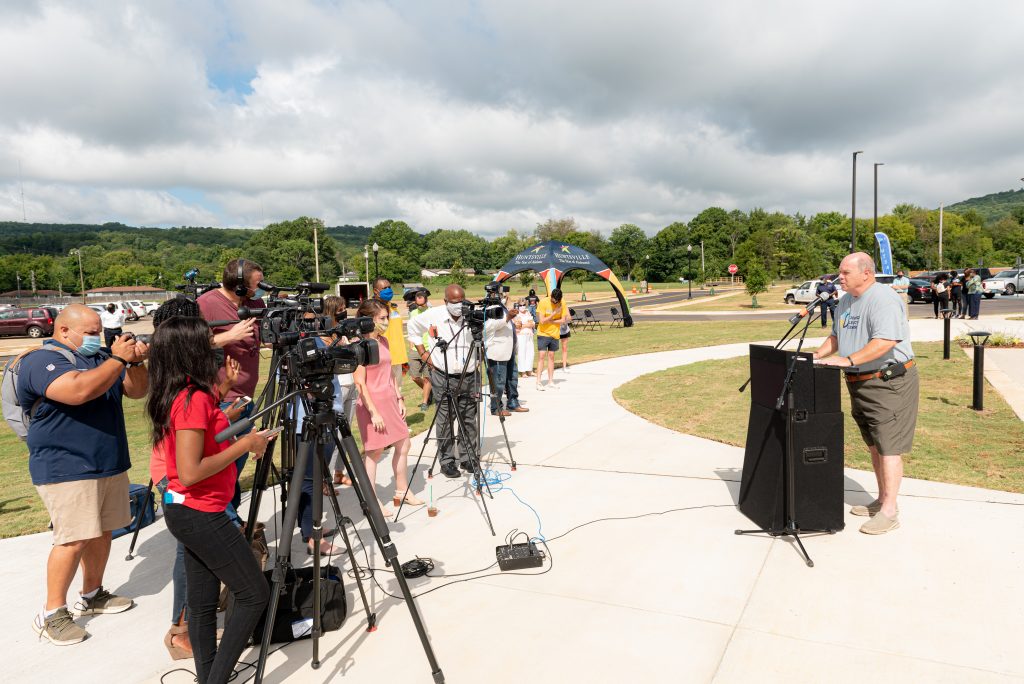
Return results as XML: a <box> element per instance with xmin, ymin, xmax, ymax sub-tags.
<box><xmin>373</xmin><ymin>277</ymin><xmax>409</xmax><ymax>389</ymax></box>
<box><xmin>535</xmin><ymin>288</ymin><xmax>570</xmax><ymax>390</ymax></box>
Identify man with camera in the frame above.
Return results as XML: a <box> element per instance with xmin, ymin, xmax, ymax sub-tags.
<box><xmin>18</xmin><ymin>304</ymin><xmax>149</xmax><ymax>645</ymax></box>
<box><xmin>405</xmin><ymin>288</ymin><xmax>433</xmax><ymax>412</ymax></box>
<box><xmin>483</xmin><ymin>287</ymin><xmax>528</xmax><ymax>416</ymax></box>
<box><xmin>814</xmin><ymin>252</ymin><xmax>918</xmax><ymax>535</ymax></box>
<box><xmin>197</xmin><ymin>258</ymin><xmax>267</xmax><ymax>521</ymax></box>
<box><xmin>406</xmin><ymin>284</ymin><xmax>479</xmax><ymax>478</ymax></box>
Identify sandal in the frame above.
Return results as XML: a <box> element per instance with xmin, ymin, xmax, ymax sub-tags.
<box><xmin>393</xmin><ymin>490</ymin><xmax>426</xmax><ymax>507</ymax></box>
<box><xmin>164</xmin><ymin>623</ymin><xmax>192</xmax><ymax>660</ymax></box>
<box><xmin>333</xmin><ymin>472</ymin><xmax>352</xmax><ymax>486</ymax></box>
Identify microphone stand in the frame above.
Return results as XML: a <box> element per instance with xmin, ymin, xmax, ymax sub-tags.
<box><xmin>739</xmin><ymin>295</ymin><xmax>826</xmax><ymax>393</ymax></box>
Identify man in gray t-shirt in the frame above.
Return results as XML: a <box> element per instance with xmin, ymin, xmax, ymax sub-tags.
<box><xmin>814</xmin><ymin>253</ymin><xmax>919</xmax><ymax>536</ymax></box>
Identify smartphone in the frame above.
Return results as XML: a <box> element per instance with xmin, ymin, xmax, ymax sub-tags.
<box><xmin>262</xmin><ymin>426</ymin><xmax>284</xmax><ymax>439</ymax></box>
<box><xmin>231</xmin><ymin>395</ymin><xmax>252</xmax><ymax>409</ymax></box>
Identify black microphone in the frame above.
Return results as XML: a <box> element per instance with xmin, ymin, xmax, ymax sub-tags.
<box><xmin>215</xmin><ymin>417</ymin><xmax>253</xmax><ymax>443</ymax></box>
<box><xmin>789</xmin><ymin>294</ymin><xmax>826</xmax><ymax>325</ymax></box>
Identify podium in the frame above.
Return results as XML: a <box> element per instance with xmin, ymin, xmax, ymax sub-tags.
<box><xmin>738</xmin><ymin>345</ymin><xmax>845</xmax><ymax>537</ymax></box>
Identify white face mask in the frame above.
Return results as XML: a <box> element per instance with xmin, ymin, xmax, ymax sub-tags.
<box><xmin>446</xmin><ymin>301</ymin><xmax>463</xmax><ymax>318</ymax></box>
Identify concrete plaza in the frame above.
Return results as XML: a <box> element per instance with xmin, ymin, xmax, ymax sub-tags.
<box><xmin>2</xmin><ymin>316</ymin><xmax>1023</xmax><ymax>683</ymax></box>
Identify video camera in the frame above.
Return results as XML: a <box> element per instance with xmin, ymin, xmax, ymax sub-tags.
<box><xmin>460</xmin><ymin>281</ymin><xmax>509</xmax><ymax>330</ymax></box>
<box><xmin>174</xmin><ymin>268</ymin><xmax>220</xmax><ymax>301</ymax></box>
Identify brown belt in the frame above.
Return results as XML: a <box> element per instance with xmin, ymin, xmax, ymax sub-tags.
<box><xmin>845</xmin><ymin>359</ymin><xmax>915</xmax><ymax>383</ymax></box>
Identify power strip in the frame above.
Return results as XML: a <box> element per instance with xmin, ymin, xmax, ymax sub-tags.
<box><xmin>495</xmin><ymin>542</ymin><xmax>545</xmax><ymax>571</ymax></box>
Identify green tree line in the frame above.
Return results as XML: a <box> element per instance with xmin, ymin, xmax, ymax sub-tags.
<box><xmin>1</xmin><ymin>204</ymin><xmax>1022</xmax><ymax>294</ymax></box>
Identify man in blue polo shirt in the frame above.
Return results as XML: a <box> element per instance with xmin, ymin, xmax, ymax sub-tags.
<box><xmin>17</xmin><ymin>304</ymin><xmax>149</xmax><ymax>646</ymax></box>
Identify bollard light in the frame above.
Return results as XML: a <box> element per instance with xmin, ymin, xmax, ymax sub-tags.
<box><xmin>968</xmin><ymin>331</ymin><xmax>991</xmax><ymax>411</ymax></box>
<box><xmin>940</xmin><ymin>308</ymin><xmax>954</xmax><ymax>359</ymax></box>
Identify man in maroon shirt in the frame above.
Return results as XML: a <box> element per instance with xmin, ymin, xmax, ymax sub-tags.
<box><xmin>197</xmin><ymin>258</ymin><xmax>267</xmax><ymax>522</ymax></box>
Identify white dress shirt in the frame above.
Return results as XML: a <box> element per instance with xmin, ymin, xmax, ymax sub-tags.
<box><xmin>483</xmin><ymin>304</ymin><xmax>514</xmax><ymax>362</ymax></box>
<box><xmin>405</xmin><ymin>305</ymin><xmax>478</xmax><ymax>374</ymax></box>
<box><xmin>100</xmin><ymin>309</ymin><xmax>125</xmax><ymax>329</ymax></box>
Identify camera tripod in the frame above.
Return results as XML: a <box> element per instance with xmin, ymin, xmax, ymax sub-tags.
<box><xmin>395</xmin><ymin>320</ymin><xmax>515</xmax><ymax>534</ymax></box>
<box><xmin>220</xmin><ymin>350</ymin><xmax>444</xmax><ymax>682</ymax></box>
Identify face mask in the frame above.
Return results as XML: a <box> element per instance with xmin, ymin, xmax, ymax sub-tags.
<box><xmin>76</xmin><ymin>332</ymin><xmax>102</xmax><ymax>357</ymax></box>
<box><xmin>518</xmin><ymin>307</ymin><xmax>527</xmax><ymax>314</ymax></box>
<box><xmin>212</xmin><ymin>347</ymin><xmax>226</xmax><ymax>366</ymax></box>
<box><xmin>378</xmin><ymin>287</ymin><xmax>394</xmax><ymax>302</ymax></box>
<box><xmin>446</xmin><ymin>301</ymin><xmax>463</xmax><ymax>318</ymax></box>
<box><xmin>374</xmin><ymin>320</ymin><xmax>389</xmax><ymax>334</ymax></box>
<box><xmin>252</xmin><ymin>288</ymin><xmax>266</xmax><ymax>300</ymax></box>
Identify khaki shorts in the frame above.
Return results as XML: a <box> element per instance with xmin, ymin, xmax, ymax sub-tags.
<box><xmin>36</xmin><ymin>472</ymin><xmax>131</xmax><ymax>545</ymax></box>
<box><xmin>847</xmin><ymin>365</ymin><xmax>919</xmax><ymax>456</ymax></box>
<box><xmin>409</xmin><ymin>358</ymin><xmax>431</xmax><ymax>379</ymax></box>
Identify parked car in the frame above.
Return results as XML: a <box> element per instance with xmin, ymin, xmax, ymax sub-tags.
<box><xmin>0</xmin><ymin>307</ymin><xmax>58</xmax><ymax>338</ymax></box>
<box><xmin>983</xmin><ymin>269</ymin><xmax>1024</xmax><ymax>296</ymax></box>
<box><xmin>126</xmin><ymin>300</ymin><xmax>148</xmax><ymax>317</ymax></box>
<box><xmin>907</xmin><ymin>278</ymin><xmax>935</xmax><ymax>304</ymax></box>
<box><xmin>784</xmin><ymin>274</ymin><xmax>894</xmax><ymax>304</ymax></box>
<box><xmin>142</xmin><ymin>301</ymin><xmax>160</xmax><ymax>314</ymax></box>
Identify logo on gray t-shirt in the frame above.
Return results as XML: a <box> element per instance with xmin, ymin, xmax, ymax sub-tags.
<box><xmin>832</xmin><ymin>282</ymin><xmax>914</xmax><ymax>371</ymax></box>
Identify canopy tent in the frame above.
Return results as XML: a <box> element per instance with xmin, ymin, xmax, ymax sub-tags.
<box><xmin>493</xmin><ymin>240</ymin><xmax>633</xmax><ymax>327</ymax></box>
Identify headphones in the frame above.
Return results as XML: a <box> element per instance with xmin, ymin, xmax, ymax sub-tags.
<box><xmin>234</xmin><ymin>259</ymin><xmax>248</xmax><ymax>298</ymax></box>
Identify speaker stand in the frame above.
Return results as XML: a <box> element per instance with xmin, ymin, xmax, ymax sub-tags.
<box><xmin>735</xmin><ymin>314</ymin><xmax>835</xmax><ymax>567</ymax></box>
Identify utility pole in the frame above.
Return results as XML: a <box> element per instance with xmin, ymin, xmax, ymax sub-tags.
<box><xmin>313</xmin><ymin>222</ymin><xmax>321</xmax><ymax>282</ymax></box>
<box><xmin>938</xmin><ymin>204</ymin><xmax>944</xmax><ymax>270</ymax></box>
<box><xmin>30</xmin><ymin>270</ymin><xmax>36</xmax><ymax>295</ymax></box>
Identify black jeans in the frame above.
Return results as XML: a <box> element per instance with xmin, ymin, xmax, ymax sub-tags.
<box><xmin>164</xmin><ymin>504</ymin><xmax>269</xmax><ymax>684</ymax></box>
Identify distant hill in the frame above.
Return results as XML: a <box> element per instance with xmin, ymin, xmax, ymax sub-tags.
<box><xmin>946</xmin><ymin>188</ymin><xmax>1024</xmax><ymax>223</ymax></box>
<box><xmin>325</xmin><ymin>224</ymin><xmax>372</xmax><ymax>249</ymax></box>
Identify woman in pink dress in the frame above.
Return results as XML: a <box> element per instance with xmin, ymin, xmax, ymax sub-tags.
<box><xmin>353</xmin><ymin>299</ymin><xmax>422</xmax><ymax>515</ymax></box>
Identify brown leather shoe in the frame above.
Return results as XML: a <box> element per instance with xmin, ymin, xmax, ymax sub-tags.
<box><xmin>510</xmin><ymin>407</ymin><xmax>529</xmax><ymax>412</ymax></box>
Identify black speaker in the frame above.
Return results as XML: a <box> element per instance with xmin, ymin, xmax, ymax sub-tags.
<box><xmin>739</xmin><ymin>403</ymin><xmax>845</xmax><ymax>532</ymax></box>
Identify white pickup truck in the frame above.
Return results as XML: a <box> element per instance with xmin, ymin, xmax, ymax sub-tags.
<box><xmin>982</xmin><ymin>269</ymin><xmax>1024</xmax><ymax>296</ymax></box>
<box><xmin>783</xmin><ymin>274</ymin><xmax>894</xmax><ymax>304</ymax></box>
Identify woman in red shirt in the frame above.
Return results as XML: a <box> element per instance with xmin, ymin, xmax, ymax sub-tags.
<box><xmin>146</xmin><ymin>316</ymin><xmax>274</xmax><ymax>684</ymax></box>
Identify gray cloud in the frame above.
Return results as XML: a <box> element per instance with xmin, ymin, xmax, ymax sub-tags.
<box><xmin>1</xmin><ymin>0</ymin><xmax>1023</xmax><ymax>237</ymax></box>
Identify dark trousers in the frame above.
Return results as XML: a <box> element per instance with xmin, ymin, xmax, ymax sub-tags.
<box><xmin>298</xmin><ymin>441</ymin><xmax>333</xmax><ymax>540</ymax></box>
<box><xmin>818</xmin><ymin>300</ymin><xmax>836</xmax><ymax>327</ymax></box>
<box><xmin>933</xmin><ymin>293</ymin><xmax>949</xmax><ymax>317</ymax></box>
<box><xmin>968</xmin><ymin>292</ymin><xmax>982</xmax><ymax>318</ymax></box>
<box><xmin>949</xmin><ymin>290</ymin><xmax>962</xmax><ymax>315</ymax></box>
<box><xmin>103</xmin><ymin>327</ymin><xmax>122</xmax><ymax>348</ymax></box>
<box><xmin>486</xmin><ymin>356</ymin><xmax>521</xmax><ymax>413</ymax></box>
<box><xmin>430</xmin><ymin>368</ymin><xmax>479</xmax><ymax>466</ymax></box>
<box><xmin>164</xmin><ymin>504</ymin><xmax>269</xmax><ymax>684</ymax></box>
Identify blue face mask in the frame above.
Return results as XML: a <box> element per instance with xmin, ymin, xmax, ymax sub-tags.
<box><xmin>378</xmin><ymin>287</ymin><xmax>394</xmax><ymax>302</ymax></box>
<box><xmin>77</xmin><ymin>334</ymin><xmax>102</xmax><ymax>357</ymax></box>
<box><xmin>252</xmin><ymin>288</ymin><xmax>267</xmax><ymax>300</ymax></box>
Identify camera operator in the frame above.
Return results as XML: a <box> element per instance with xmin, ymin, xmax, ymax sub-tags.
<box><xmin>483</xmin><ymin>290</ymin><xmax>528</xmax><ymax>416</ymax></box>
<box><xmin>406</xmin><ymin>288</ymin><xmax>433</xmax><ymax>412</ymax></box>
<box><xmin>197</xmin><ymin>258</ymin><xmax>266</xmax><ymax>523</ymax></box>
<box><xmin>18</xmin><ymin>304</ymin><xmax>148</xmax><ymax>646</ymax></box>
<box><xmin>405</xmin><ymin>284</ymin><xmax>480</xmax><ymax>479</ymax></box>
<box><xmin>321</xmin><ymin>295</ymin><xmax>358</xmax><ymax>486</ymax></box>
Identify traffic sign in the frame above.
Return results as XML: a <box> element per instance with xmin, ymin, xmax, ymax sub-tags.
<box><xmin>728</xmin><ymin>264</ymin><xmax>738</xmax><ymax>275</ymax></box>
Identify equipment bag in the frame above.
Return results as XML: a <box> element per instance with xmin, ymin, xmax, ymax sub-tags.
<box><xmin>2</xmin><ymin>345</ymin><xmax>76</xmax><ymax>440</ymax></box>
<box><xmin>244</xmin><ymin>564</ymin><xmax>348</xmax><ymax>644</ymax></box>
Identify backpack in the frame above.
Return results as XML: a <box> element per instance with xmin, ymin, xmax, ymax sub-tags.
<box><xmin>1</xmin><ymin>344</ymin><xmax>77</xmax><ymax>441</ymax></box>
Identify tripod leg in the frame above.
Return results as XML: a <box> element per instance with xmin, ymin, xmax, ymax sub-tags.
<box><xmin>332</xmin><ymin>424</ymin><xmax>445</xmax><ymax>682</ymax></box>
<box><xmin>254</xmin><ymin>437</ymin><xmax>312</xmax><ymax>684</ymax></box>
<box><xmin>789</xmin><ymin>529</ymin><xmax>814</xmax><ymax>568</ymax></box>
<box><xmin>395</xmin><ymin>395</ymin><xmax>445</xmax><ymax>522</ymax></box>
<box><xmin>311</xmin><ymin>441</ymin><xmax>323</xmax><ymax>669</ymax></box>
<box><xmin>125</xmin><ymin>478</ymin><xmax>153</xmax><ymax>561</ymax></box>
<box><xmin>319</xmin><ymin>440</ymin><xmax>377</xmax><ymax>630</ymax></box>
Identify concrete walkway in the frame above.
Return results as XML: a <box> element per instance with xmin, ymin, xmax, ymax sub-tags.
<box><xmin>3</xmin><ymin>317</ymin><xmax>1023</xmax><ymax>683</ymax></box>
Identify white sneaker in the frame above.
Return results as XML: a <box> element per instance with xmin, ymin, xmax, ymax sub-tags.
<box><xmin>535</xmin><ymin>384</ymin><xmax>545</xmax><ymax>392</ymax></box>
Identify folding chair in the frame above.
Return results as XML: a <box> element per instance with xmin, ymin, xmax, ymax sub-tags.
<box><xmin>569</xmin><ymin>307</ymin><xmax>584</xmax><ymax>330</ymax></box>
<box><xmin>609</xmin><ymin>307</ymin><xmax>624</xmax><ymax>328</ymax></box>
<box><xmin>583</xmin><ymin>309</ymin><xmax>604</xmax><ymax>330</ymax></box>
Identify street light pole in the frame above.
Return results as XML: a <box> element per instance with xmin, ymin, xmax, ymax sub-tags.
<box><xmin>70</xmin><ymin>249</ymin><xmax>86</xmax><ymax>303</ymax></box>
<box><xmin>363</xmin><ymin>245</ymin><xmax>370</xmax><ymax>297</ymax></box>
<box><xmin>372</xmin><ymin>242</ymin><xmax>379</xmax><ymax>280</ymax></box>
<box><xmin>873</xmin><ymin>162</ymin><xmax>884</xmax><ymax>233</ymax></box>
<box><xmin>687</xmin><ymin>244</ymin><xmax>693</xmax><ymax>299</ymax></box>
<box><xmin>851</xmin><ymin>151</ymin><xmax>863</xmax><ymax>253</ymax></box>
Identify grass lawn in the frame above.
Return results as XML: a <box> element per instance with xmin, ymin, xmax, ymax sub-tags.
<box><xmin>613</xmin><ymin>342</ymin><xmax>1024</xmax><ymax>494</ymax></box>
<box><xmin>666</xmin><ymin>284</ymin><xmax>803</xmax><ymax>311</ymax></box>
<box><xmin>0</xmin><ymin>319</ymin><xmax>793</xmax><ymax>537</ymax></box>
<box><xmin>454</xmin><ymin>280</ymin><xmax>679</xmax><ymax>306</ymax></box>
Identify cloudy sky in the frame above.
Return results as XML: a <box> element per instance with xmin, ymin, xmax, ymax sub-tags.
<box><xmin>1</xmin><ymin>0</ymin><xmax>1023</xmax><ymax>237</ymax></box>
